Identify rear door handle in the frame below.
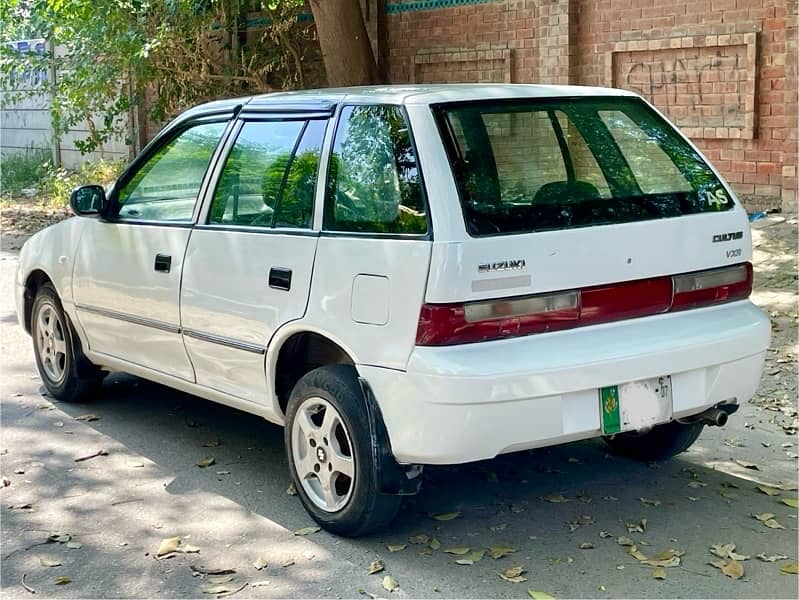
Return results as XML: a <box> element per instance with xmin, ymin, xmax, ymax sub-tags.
<box><xmin>154</xmin><ymin>254</ymin><xmax>172</xmax><ymax>273</ymax></box>
<box><xmin>269</xmin><ymin>267</ymin><xmax>292</xmax><ymax>291</ymax></box>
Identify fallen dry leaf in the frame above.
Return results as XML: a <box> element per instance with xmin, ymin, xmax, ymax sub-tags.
<box><xmin>367</xmin><ymin>560</ymin><xmax>384</xmax><ymax>575</ymax></box>
<box><xmin>710</xmin><ymin>559</ymin><xmax>744</xmax><ymax>579</ymax></box>
<box><xmin>429</xmin><ymin>538</ymin><xmax>441</xmax><ymax>551</ymax></box>
<box><xmin>285</xmin><ymin>484</ymin><xmax>297</xmax><ymax>496</ymax></box>
<box><xmin>756</xmin><ymin>553</ymin><xmax>788</xmax><ymax>562</ymax></box>
<box><xmin>734</xmin><ymin>459</ymin><xmax>760</xmax><ymax>470</ymax></box>
<box><xmin>252</xmin><ymin>555</ymin><xmax>268</xmax><ymax>570</ymax></box>
<box><xmin>639</xmin><ymin>497</ymin><xmax>661</xmax><ymax>506</ymax></box>
<box><xmin>542</xmin><ymin>494</ymin><xmax>569</xmax><ymax>503</ymax></box>
<box><xmin>628</xmin><ymin>546</ymin><xmax>648</xmax><ymax>561</ymax></box>
<box><xmin>196</xmin><ymin>457</ymin><xmax>215</xmax><ymax>468</ymax></box>
<box><xmin>408</xmin><ymin>534</ymin><xmax>429</xmax><ymax>545</ymax></box>
<box><xmin>780</xmin><ymin>498</ymin><xmax>798</xmax><ymax>508</ymax></box>
<box><xmin>617</xmin><ymin>536</ymin><xmax>634</xmax><ymax>547</ymax></box>
<box><xmin>753</xmin><ymin>512</ymin><xmax>775</xmax><ymax>521</ymax></box>
<box><xmin>499</xmin><ymin>566</ymin><xmax>527</xmax><ymax>583</ymax></box>
<box><xmin>444</xmin><ymin>547</ymin><xmax>471</xmax><ymax>556</ymax></box>
<box><xmin>779</xmin><ymin>563</ymin><xmax>799</xmax><ymax>574</ymax></box>
<box><xmin>387</xmin><ymin>544</ymin><xmax>406</xmax><ymax>553</ymax></box>
<box><xmin>430</xmin><ymin>512</ymin><xmax>461</xmax><ymax>521</ymax></box>
<box><xmin>39</xmin><ymin>558</ymin><xmax>61</xmax><ymax>567</ymax></box>
<box><xmin>282</xmin><ymin>559</ymin><xmax>295</xmax><ymax>567</ymax></box>
<box><xmin>293</xmin><ymin>526</ymin><xmax>320</xmax><ymax>536</ymax></box>
<box><xmin>53</xmin><ymin>422</ymin><xmax>64</xmax><ymax>428</ymax></box>
<box><xmin>488</xmin><ymin>545</ymin><xmax>516</xmax><ymax>559</ymax></box>
<box><xmin>382</xmin><ymin>575</ymin><xmax>399</xmax><ymax>592</ymax></box>
<box><xmin>599</xmin><ymin>531</ymin><xmax>613</xmax><ymax>539</ymax></box>
<box><xmin>200</xmin><ymin>583</ymin><xmax>234</xmax><ymax>594</ymax></box>
<box><xmin>757</xmin><ymin>485</ymin><xmax>781</xmax><ymax>496</ymax></box>
<box><xmin>157</xmin><ymin>537</ymin><xmax>180</xmax><ymax>557</ymax></box>
<box><xmin>579</xmin><ymin>543</ymin><xmax>594</xmax><ymax>550</ymax></box>
<box><xmin>74</xmin><ymin>414</ymin><xmax>99</xmax><ymax>422</ymax></box>
<box><xmin>764</xmin><ymin>518</ymin><xmax>785</xmax><ymax>529</ymax></box>
<box><xmin>54</xmin><ymin>576</ymin><xmax>71</xmax><ymax>585</ymax></box>
<box><xmin>190</xmin><ymin>566</ymin><xmax>236</xmax><ymax>576</ymax></box>
<box><xmin>455</xmin><ymin>550</ymin><xmax>485</xmax><ymax>565</ymax></box>
<box><xmin>653</xmin><ymin>567</ymin><xmax>667</xmax><ymax>580</ymax></box>
<box><xmin>528</xmin><ymin>590</ymin><xmax>555</xmax><ymax>599</ymax></box>
<box><xmin>207</xmin><ymin>575</ymin><xmax>234</xmax><ymax>584</ymax></box>
<box><xmin>710</xmin><ymin>544</ymin><xmax>749</xmax><ymax>561</ymax></box>
<box><xmin>626</xmin><ymin>519</ymin><xmax>647</xmax><ymax>533</ymax></box>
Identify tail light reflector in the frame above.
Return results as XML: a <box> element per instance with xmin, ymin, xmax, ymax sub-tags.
<box><xmin>416</xmin><ymin>263</ymin><xmax>752</xmax><ymax>346</ymax></box>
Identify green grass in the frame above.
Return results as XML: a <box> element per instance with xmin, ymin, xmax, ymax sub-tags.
<box><xmin>0</xmin><ymin>147</ymin><xmax>52</xmax><ymax>197</ymax></box>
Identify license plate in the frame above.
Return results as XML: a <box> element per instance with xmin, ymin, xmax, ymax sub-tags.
<box><xmin>600</xmin><ymin>376</ymin><xmax>673</xmax><ymax>435</ymax></box>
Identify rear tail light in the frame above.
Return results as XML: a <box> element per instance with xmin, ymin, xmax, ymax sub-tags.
<box><xmin>671</xmin><ymin>263</ymin><xmax>752</xmax><ymax>311</ymax></box>
<box><xmin>416</xmin><ymin>263</ymin><xmax>753</xmax><ymax>346</ymax></box>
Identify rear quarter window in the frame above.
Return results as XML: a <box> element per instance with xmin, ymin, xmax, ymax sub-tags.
<box><xmin>434</xmin><ymin>97</ymin><xmax>734</xmax><ymax>237</ymax></box>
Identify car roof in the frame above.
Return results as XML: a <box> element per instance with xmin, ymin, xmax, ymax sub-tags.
<box><xmin>186</xmin><ymin>84</ymin><xmax>639</xmax><ymax>116</ymax></box>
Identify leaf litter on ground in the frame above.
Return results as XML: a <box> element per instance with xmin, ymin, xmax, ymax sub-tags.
<box><xmin>710</xmin><ymin>543</ymin><xmax>750</xmax><ymax>561</ymax></box>
<box><xmin>368</xmin><ymin>560</ymin><xmax>384</xmax><ymax>575</ymax></box>
<box><xmin>499</xmin><ymin>566</ymin><xmax>527</xmax><ymax>583</ymax></box>
<box><xmin>709</xmin><ymin>558</ymin><xmax>744</xmax><ymax>579</ymax></box>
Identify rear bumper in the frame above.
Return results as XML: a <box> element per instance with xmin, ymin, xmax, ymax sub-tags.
<box><xmin>360</xmin><ymin>301</ymin><xmax>770</xmax><ymax>464</ymax></box>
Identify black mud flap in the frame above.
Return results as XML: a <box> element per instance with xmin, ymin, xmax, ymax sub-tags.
<box><xmin>359</xmin><ymin>377</ymin><xmax>423</xmax><ymax>496</ymax></box>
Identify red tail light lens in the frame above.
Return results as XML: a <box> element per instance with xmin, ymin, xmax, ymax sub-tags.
<box><xmin>416</xmin><ymin>263</ymin><xmax>752</xmax><ymax>346</ymax></box>
<box><xmin>671</xmin><ymin>263</ymin><xmax>752</xmax><ymax>311</ymax></box>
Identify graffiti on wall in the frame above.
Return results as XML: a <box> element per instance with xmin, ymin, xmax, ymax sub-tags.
<box><xmin>614</xmin><ymin>45</ymin><xmax>750</xmax><ymax>132</ymax></box>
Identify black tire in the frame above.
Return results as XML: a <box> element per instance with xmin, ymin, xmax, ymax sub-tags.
<box><xmin>31</xmin><ymin>283</ymin><xmax>104</xmax><ymax>402</ymax></box>
<box><xmin>284</xmin><ymin>364</ymin><xmax>401</xmax><ymax>537</ymax></box>
<box><xmin>603</xmin><ymin>420</ymin><xmax>705</xmax><ymax>461</ymax></box>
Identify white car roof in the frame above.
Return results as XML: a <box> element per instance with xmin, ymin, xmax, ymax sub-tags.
<box><xmin>245</xmin><ymin>84</ymin><xmax>639</xmax><ymax>107</ymax></box>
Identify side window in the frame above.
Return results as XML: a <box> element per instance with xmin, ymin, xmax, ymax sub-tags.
<box><xmin>117</xmin><ymin>122</ymin><xmax>226</xmax><ymax>221</ymax></box>
<box><xmin>325</xmin><ymin>105</ymin><xmax>427</xmax><ymax>235</ymax></box>
<box><xmin>599</xmin><ymin>110</ymin><xmax>692</xmax><ymax>194</ymax></box>
<box><xmin>209</xmin><ymin>119</ymin><xmax>324</xmax><ymax>229</ymax></box>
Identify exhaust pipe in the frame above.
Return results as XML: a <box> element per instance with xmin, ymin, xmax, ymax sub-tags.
<box><xmin>683</xmin><ymin>405</ymin><xmax>734</xmax><ymax>427</ymax></box>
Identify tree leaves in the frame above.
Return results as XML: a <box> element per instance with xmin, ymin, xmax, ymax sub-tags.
<box><xmin>196</xmin><ymin>457</ymin><xmax>215</xmax><ymax>468</ymax></box>
<box><xmin>455</xmin><ymin>550</ymin><xmax>485</xmax><ymax>565</ymax></box>
<box><xmin>293</xmin><ymin>526</ymin><xmax>320</xmax><ymax>536</ymax></box>
<box><xmin>444</xmin><ymin>547</ymin><xmax>471</xmax><ymax>556</ymax></box>
<box><xmin>528</xmin><ymin>590</ymin><xmax>555</xmax><ymax>599</ymax></box>
<box><xmin>156</xmin><ymin>537</ymin><xmax>199</xmax><ymax>557</ymax></box>
<box><xmin>488</xmin><ymin>545</ymin><xmax>516</xmax><ymax>559</ymax></box>
<box><xmin>780</xmin><ymin>563</ymin><xmax>799</xmax><ymax>575</ymax></box>
<box><xmin>387</xmin><ymin>544</ymin><xmax>406</xmax><ymax>553</ymax></box>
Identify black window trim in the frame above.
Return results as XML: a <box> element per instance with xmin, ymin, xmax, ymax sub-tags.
<box><xmin>320</xmin><ymin>102</ymin><xmax>434</xmax><ymax>241</ymax></box>
<box><xmin>106</xmin><ymin>111</ymin><xmax>240</xmax><ymax>226</ymax></box>
<box><xmin>195</xmin><ymin>113</ymin><xmax>331</xmax><ymax>235</ymax></box>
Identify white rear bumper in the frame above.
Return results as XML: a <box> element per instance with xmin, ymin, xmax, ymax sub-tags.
<box><xmin>360</xmin><ymin>301</ymin><xmax>770</xmax><ymax>464</ymax></box>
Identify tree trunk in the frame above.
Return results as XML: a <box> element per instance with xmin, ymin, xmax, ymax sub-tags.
<box><xmin>309</xmin><ymin>0</ymin><xmax>381</xmax><ymax>86</ymax></box>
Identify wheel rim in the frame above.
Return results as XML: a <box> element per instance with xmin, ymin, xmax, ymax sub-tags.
<box><xmin>35</xmin><ymin>302</ymin><xmax>68</xmax><ymax>384</ymax></box>
<box><xmin>291</xmin><ymin>396</ymin><xmax>356</xmax><ymax>513</ymax></box>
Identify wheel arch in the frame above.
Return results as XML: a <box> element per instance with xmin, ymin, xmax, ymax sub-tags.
<box><xmin>267</xmin><ymin>324</ymin><xmax>359</xmax><ymax>418</ymax></box>
<box><xmin>23</xmin><ymin>268</ymin><xmax>56</xmax><ymax>334</ymax></box>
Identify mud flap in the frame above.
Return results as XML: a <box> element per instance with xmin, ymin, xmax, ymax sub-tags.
<box><xmin>358</xmin><ymin>377</ymin><xmax>423</xmax><ymax>496</ymax></box>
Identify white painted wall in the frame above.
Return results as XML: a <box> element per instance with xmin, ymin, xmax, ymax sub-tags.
<box><xmin>0</xmin><ymin>39</ymin><xmax>131</xmax><ymax>170</ymax></box>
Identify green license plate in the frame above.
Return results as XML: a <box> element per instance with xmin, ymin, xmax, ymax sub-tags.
<box><xmin>600</xmin><ymin>385</ymin><xmax>622</xmax><ymax>435</ymax></box>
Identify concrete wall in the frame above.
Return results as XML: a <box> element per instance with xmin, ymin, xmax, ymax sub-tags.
<box><xmin>0</xmin><ymin>39</ymin><xmax>130</xmax><ymax>170</ymax></box>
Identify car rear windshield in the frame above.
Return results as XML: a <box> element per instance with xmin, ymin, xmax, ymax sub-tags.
<box><xmin>433</xmin><ymin>97</ymin><xmax>734</xmax><ymax>236</ymax></box>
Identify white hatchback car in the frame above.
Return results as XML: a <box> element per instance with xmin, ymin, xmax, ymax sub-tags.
<box><xmin>16</xmin><ymin>85</ymin><xmax>770</xmax><ymax>536</ymax></box>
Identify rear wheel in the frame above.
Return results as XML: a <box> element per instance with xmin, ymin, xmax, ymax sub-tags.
<box><xmin>603</xmin><ymin>421</ymin><xmax>704</xmax><ymax>461</ymax></box>
<box><xmin>31</xmin><ymin>283</ymin><xmax>104</xmax><ymax>402</ymax></box>
<box><xmin>284</xmin><ymin>365</ymin><xmax>401</xmax><ymax>537</ymax></box>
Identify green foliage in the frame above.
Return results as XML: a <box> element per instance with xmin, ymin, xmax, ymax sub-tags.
<box><xmin>0</xmin><ymin>147</ymin><xmax>52</xmax><ymax>196</ymax></box>
<box><xmin>39</xmin><ymin>158</ymin><xmax>126</xmax><ymax>206</ymax></box>
<box><xmin>1</xmin><ymin>0</ymin><xmax>314</xmax><ymax>154</ymax></box>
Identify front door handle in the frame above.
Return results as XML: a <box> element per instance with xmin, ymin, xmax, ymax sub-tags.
<box><xmin>269</xmin><ymin>267</ymin><xmax>292</xmax><ymax>291</ymax></box>
<box><xmin>154</xmin><ymin>254</ymin><xmax>172</xmax><ymax>273</ymax></box>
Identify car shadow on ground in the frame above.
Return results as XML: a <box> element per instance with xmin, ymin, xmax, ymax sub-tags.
<box><xmin>2</xmin><ymin>372</ymin><xmax>797</xmax><ymax>598</ymax></box>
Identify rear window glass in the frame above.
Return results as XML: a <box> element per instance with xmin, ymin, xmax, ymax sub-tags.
<box><xmin>434</xmin><ymin>97</ymin><xmax>733</xmax><ymax>236</ymax></box>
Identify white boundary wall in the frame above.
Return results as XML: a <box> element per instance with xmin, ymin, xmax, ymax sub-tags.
<box><xmin>0</xmin><ymin>39</ymin><xmax>131</xmax><ymax>170</ymax></box>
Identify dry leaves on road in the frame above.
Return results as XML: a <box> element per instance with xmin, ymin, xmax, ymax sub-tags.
<box><xmin>710</xmin><ymin>543</ymin><xmax>750</xmax><ymax>561</ymax></box>
<box><xmin>293</xmin><ymin>526</ymin><xmax>320</xmax><ymax>536</ymax></box>
<box><xmin>709</xmin><ymin>559</ymin><xmax>744</xmax><ymax>579</ymax></box>
<box><xmin>429</xmin><ymin>512</ymin><xmax>461</xmax><ymax>521</ymax></box>
<box><xmin>367</xmin><ymin>560</ymin><xmax>384</xmax><ymax>575</ymax></box>
<box><xmin>156</xmin><ymin>537</ymin><xmax>200</xmax><ymax>557</ymax></box>
<box><xmin>382</xmin><ymin>575</ymin><xmax>399</xmax><ymax>592</ymax></box>
<box><xmin>499</xmin><ymin>566</ymin><xmax>528</xmax><ymax>583</ymax></box>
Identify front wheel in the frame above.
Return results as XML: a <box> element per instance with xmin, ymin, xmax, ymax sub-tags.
<box><xmin>31</xmin><ymin>283</ymin><xmax>104</xmax><ymax>402</ymax></box>
<box><xmin>284</xmin><ymin>365</ymin><xmax>401</xmax><ymax>537</ymax></box>
<box><xmin>603</xmin><ymin>420</ymin><xmax>705</xmax><ymax>461</ymax></box>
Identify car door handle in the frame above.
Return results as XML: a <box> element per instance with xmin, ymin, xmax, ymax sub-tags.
<box><xmin>154</xmin><ymin>254</ymin><xmax>172</xmax><ymax>273</ymax></box>
<box><xmin>269</xmin><ymin>267</ymin><xmax>292</xmax><ymax>291</ymax></box>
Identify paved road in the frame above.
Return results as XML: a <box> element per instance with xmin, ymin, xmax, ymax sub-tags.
<box><xmin>1</xmin><ymin>219</ymin><xmax>797</xmax><ymax>599</ymax></box>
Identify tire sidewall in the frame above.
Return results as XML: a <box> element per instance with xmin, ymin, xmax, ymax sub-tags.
<box><xmin>284</xmin><ymin>366</ymin><xmax>380</xmax><ymax>534</ymax></box>
<box><xmin>31</xmin><ymin>285</ymin><xmax>74</xmax><ymax>398</ymax></box>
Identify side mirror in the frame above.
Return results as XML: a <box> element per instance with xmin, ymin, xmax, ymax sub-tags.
<box><xmin>69</xmin><ymin>185</ymin><xmax>107</xmax><ymax>217</ymax></box>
